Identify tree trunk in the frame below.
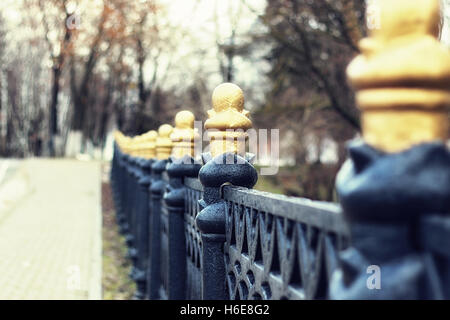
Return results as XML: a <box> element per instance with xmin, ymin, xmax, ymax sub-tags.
<box><xmin>48</xmin><ymin>66</ymin><xmax>61</xmax><ymax>157</ymax></box>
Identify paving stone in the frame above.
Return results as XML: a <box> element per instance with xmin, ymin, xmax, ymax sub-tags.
<box><xmin>0</xmin><ymin>159</ymin><xmax>102</xmax><ymax>300</ymax></box>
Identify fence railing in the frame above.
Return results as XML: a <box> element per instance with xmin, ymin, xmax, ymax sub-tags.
<box><xmin>111</xmin><ymin>141</ymin><xmax>354</xmax><ymax>300</ymax></box>
<box><xmin>109</xmin><ymin>0</ymin><xmax>450</xmax><ymax>300</ymax></box>
<box><xmin>111</xmin><ymin>132</ymin><xmax>450</xmax><ymax>300</ymax></box>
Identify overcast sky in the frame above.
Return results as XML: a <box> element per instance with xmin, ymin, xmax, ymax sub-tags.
<box><xmin>157</xmin><ymin>0</ymin><xmax>269</xmax><ymax>108</ymax></box>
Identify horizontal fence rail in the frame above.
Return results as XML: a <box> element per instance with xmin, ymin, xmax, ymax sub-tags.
<box><xmin>110</xmin><ymin>142</ymin><xmax>355</xmax><ymax>300</ymax></box>
<box><xmin>222</xmin><ymin>186</ymin><xmax>350</xmax><ymax>300</ymax></box>
<box><xmin>111</xmin><ymin>142</ymin><xmax>450</xmax><ymax>300</ymax></box>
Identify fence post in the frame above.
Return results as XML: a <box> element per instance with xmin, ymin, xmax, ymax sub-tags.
<box><xmin>330</xmin><ymin>0</ymin><xmax>450</xmax><ymax>299</ymax></box>
<box><xmin>111</xmin><ymin>132</ymin><xmax>124</xmax><ymax>232</ymax></box>
<box><xmin>133</xmin><ymin>131</ymin><xmax>158</xmax><ymax>299</ymax></box>
<box><xmin>196</xmin><ymin>83</ymin><xmax>258</xmax><ymax>299</ymax></box>
<box><xmin>110</xmin><ymin>132</ymin><xmax>118</xmax><ymax>204</ymax></box>
<box><xmin>163</xmin><ymin>111</ymin><xmax>201</xmax><ymax>299</ymax></box>
<box><xmin>127</xmin><ymin>139</ymin><xmax>143</xmax><ymax>278</ymax></box>
<box><xmin>147</xmin><ymin>124</ymin><xmax>173</xmax><ymax>299</ymax></box>
<box><xmin>123</xmin><ymin>145</ymin><xmax>134</xmax><ymax>248</ymax></box>
<box><xmin>116</xmin><ymin>135</ymin><xmax>131</xmax><ymax>235</ymax></box>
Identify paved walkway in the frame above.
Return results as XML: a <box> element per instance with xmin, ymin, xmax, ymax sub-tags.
<box><xmin>0</xmin><ymin>159</ymin><xmax>102</xmax><ymax>299</ymax></box>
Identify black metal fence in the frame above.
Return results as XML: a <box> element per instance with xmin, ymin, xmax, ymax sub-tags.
<box><xmin>111</xmin><ymin>140</ymin><xmax>450</xmax><ymax>300</ymax></box>
<box><xmin>110</xmin><ymin>146</ymin><xmax>351</xmax><ymax>300</ymax></box>
<box><xmin>109</xmin><ymin>0</ymin><xmax>450</xmax><ymax>297</ymax></box>
<box><xmin>221</xmin><ymin>186</ymin><xmax>349</xmax><ymax>300</ymax></box>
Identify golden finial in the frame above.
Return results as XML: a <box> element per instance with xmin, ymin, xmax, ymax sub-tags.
<box><xmin>129</xmin><ymin>135</ymin><xmax>144</xmax><ymax>157</ymax></box>
<box><xmin>139</xmin><ymin>130</ymin><xmax>158</xmax><ymax>159</ymax></box>
<box><xmin>114</xmin><ymin>131</ymin><xmax>123</xmax><ymax>150</ymax></box>
<box><xmin>171</xmin><ymin>110</ymin><xmax>198</xmax><ymax>158</ymax></box>
<box><xmin>348</xmin><ymin>0</ymin><xmax>450</xmax><ymax>153</ymax></box>
<box><xmin>204</xmin><ymin>83</ymin><xmax>252</xmax><ymax>157</ymax></box>
<box><xmin>121</xmin><ymin>135</ymin><xmax>132</xmax><ymax>155</ymax></box>
<box><xmin>156</xmin><ymin>124</ymin><xmax>174</xmax><ymax>160</ymax></box>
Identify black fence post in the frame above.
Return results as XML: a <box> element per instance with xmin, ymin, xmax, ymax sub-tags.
<box><xmin>330</xmin><ymin>0</ymin><xmax>450</xmax><ymax>300</ymax></box>
<box><xmin>122</xmin><ymin>153</ymin><xmax>133</xmax><ymax>241</ymax></box>
<box><xmin>133</xmin><ymin>131</ymin><xmax>158</xmax><ymax>300</ymax></box>
<box><xmin>196</xmin><ymin>83</ymin><xmax>258</xmax><ymax>299</ymax></box>
<box><xmin>331</xmin><ymin>142</ymin><xmax>450</xmax><ymax>299</ymax></box>
<box><xmin>133</xmin><ymin>157</ymin><xmax>153</xmax><ymax>299</ymax></box>
<box><xmin>162</xmin><ymin>156</ymin><xmax>200</xmax><ymax>299</ymax></box>
<box><xmin>118</xmin><ymin>152</ymin><xmax>128</xmax><ymax>234</ymax></box>
<box><xmin>127</xmin><ymin>155</ymin><xmax>139</xmax><ymax>277</ymax></box>
<box><xmin>111</xmin><ymin>140</ymin><xmax>122</xmax><ymax>227</ymax></box>
<box><xmin>147</xmin><ymin>124</ymin><xmax>173</xmax><ymax>300</ymax></box>
<box><xmin>162</xmin><ymin>111</ymin><xmax>201</xmax><ymax>300</ymax></box>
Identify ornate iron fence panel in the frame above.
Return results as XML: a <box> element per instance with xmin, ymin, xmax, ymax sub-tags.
<box><xmin>159</xmin><ymin>171</ymin><xmax>170</xmax><ymax>300</ymax></box>
<box><xmin>147</xmin><ymin>159</ymin><xmax>168</xmax><ymax>299</ymax></box>
<box><xmin>419</xmin><ymin>215</ymin><xmax>450</xmax><ymax>299</ymax></box>
<box><xmin>222</xmin><ymin>186</ymin><xmax>350</xmax><ymax>300</ymax></box>
<box><xmin>184</xmin><ymin>177</ymin><xmax>204</xmax><ymax>300</ymax></box>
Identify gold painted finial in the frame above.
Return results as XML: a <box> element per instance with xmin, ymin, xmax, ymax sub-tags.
<box><xmin>119</xmin><ymin>134</ymin><xmax>132</xmax><ymax>155</ymax></box>
<box><xmin>348</xmin><ymin>0</ymin><xmax>450</xmax><ymax>153</ymax></box>
<box><xmin>171</xmin><ymin>110</ymin><xmax>198</xmax><ymax>158</ymax></box>
<box><xmin>156</xmin><ymin>124</ymin><xmax>173</xmax><ymax>160</ymax></box>
<box><xmin>129</xmin><ymin>135</ymin><xmax>144</xmax><ymax>157</ymax></box>
<box><xmin>114</xmin><ymin>131</ymin><xmax>125</xmax><ymax>151</ymax></box>
<box><xmin>139</xmin><ymin>130</ymin><xmax>158</xmax><ymax>159</ymax></box>
<box><xmin>204</xmin><ymin>83</ymin><xmax>252</xmax><ymax>157</ymax></box>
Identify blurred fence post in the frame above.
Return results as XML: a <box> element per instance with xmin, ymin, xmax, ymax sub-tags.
<box><xmin>147</xmin><ymin>124</ymin><xmax>173</xmax><ymax>299</ymax></box>
<box><xmin>133</xmin><ymin>131</ymin><xmax>157</xmax><ymax>299</ymax></box>
<box><xmin>126</xmin><ymin>143</ymin><xmax>141</xmax><ymax>278</ymax></box>
<box><xmin>122</xmin><ymin>152</ymin><xmax>133</xmax><ymax>246</ymax></box>
<box><xmin>330</xmin><ymin>0</ymin><xmax>450</xmax><ymax>299</ymax></box>
<box><xmin>116</xmin><ymin>135</ymin><xmax>131</xmax><ymax>236</ymax></box>
<box><xmin>162</xmin><ymin>111</ymin><xmax>201</xmax><ymax>299</ymax></box>
<box><xmin>196</xmin><ymin>83</ymin><xmax>258</xmax><ymax>299</ymax></box>
<box><xmin>111</xmin><ymin>132</ymin><xmax>122</xmax><ymax>231</ymax></box>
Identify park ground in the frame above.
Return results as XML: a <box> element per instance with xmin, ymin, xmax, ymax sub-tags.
<box><xmin>0</xmin><ymin>159</ymin><xmax>101</xmax><ymax>299</ymax></box>
<box><xmin>101</xmin><ymin>166</ymin><xmax>135</xmax><ymax>299</ymax></box>
<box><xmin>0</xmin><ymin>158</ymin><xmax>135</xmax><ymax>299</ymax></box>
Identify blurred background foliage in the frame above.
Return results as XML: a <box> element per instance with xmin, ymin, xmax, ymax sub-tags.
<box><xmin>0</xmin><ymin>0</ymin><xmax>448</xmax><ymax>200</ymax></box>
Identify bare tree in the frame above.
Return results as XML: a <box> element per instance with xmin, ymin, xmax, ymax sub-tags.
<box><xmin>4</xmin><ymin>39</ymin><xmax>48</xmax><ymax>157</ymax></box>
<box><xmin>0</xmin><ymin>13</ymin><xmax>7</xmax><ymax>155</ymax></box>
<box><xmin>131</xmin><ymin>0</ymin><xmax>162</xmax><ymax>133</ymax></box>
<box><xmin>244</xmin><ymin>0</ymin><xmax>365</xmax><ymax>129</ymax></box>
<box><xmin>36</xmin><ymin>0</ymin><xmax>74</xmax><ymax>156</ymax></box>
<box><xmin>68</xmin><ymin>0</ymin><xmax>128</xmax><ymax>152</ymax></box>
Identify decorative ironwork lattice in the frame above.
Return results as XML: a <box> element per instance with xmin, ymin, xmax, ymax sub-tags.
<box><xmin>184</xmin><ymin>177</ymin><xmax>204</xmax><ymax>299</ymax></box>
<box><xmin>223</xmin><ymin>186</ymin><xmax>350</xmax><ymax>300</ymax></box>
<box><xmin>159</xmin><ymin>171</ymin><xmax>170</xmax><ymax>299</ymax></box>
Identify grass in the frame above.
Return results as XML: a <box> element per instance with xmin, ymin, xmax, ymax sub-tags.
<box><xmin>254</xmin><ymin>165</ymin><xmax>303</xmax><ymax>196</ymax></box>
<box><xmin>101</xmin><ymin>182</ymin><xmax>136</xmax><ymax>300</ymax></box>
<box><xmin>254</xmin><ymin>175</ymin><xmax>285</xmax><ymax>195</ymax></box>
<box><xmin>253</xmin><ymin>165</ymin><xmax>337</xmax><ymax>201</ymax></box>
